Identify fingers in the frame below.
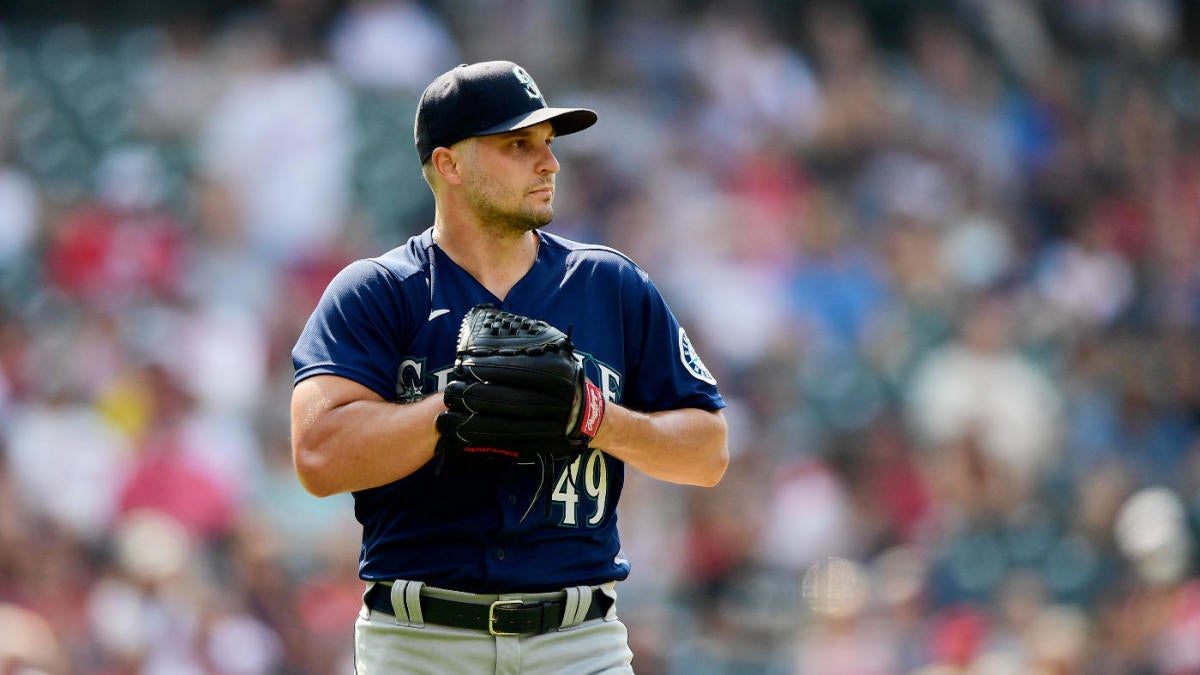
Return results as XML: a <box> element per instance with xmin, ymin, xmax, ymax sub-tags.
<box><xmin>455</xmin><ymin>356</ymin><xmax>578</xmax><ymax>394</ymax></box>
<box><xmin>437</xmin><ymin>405</ymin><xmax>565</xmax><ymax>446</ymax></box>
<box><xmin>436</xmin><ymin>409</ymin><xmax>470</xmax><ymax>441</ymax></box>
<box><xmin>444</xmin><ymin>380</ymin><xmax>572</xmax><ymax>418</ymax></box>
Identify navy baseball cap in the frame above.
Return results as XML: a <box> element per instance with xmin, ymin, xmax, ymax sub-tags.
<box><xmin>414</xmin><ymin>61</ymin><xmax>597</xmax><ymax>164</ymax></box>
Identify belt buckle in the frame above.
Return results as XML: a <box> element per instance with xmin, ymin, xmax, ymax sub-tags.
<box><xmin>488</xmin><ymin>599</ymin><xmax>524</xmax><ymax>636</ymax></box>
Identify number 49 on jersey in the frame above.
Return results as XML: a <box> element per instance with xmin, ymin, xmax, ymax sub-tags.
<box><xmin>551</xmin><ymin>448</ymin><xmax>609</xmax><ymax>527</ymax></box>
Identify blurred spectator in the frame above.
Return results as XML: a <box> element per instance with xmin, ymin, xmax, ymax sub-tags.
<box><xmin>794</xmin><ymin>556</ymin><xmax>897</xmax><ymax>674</ymax></box>
<box><xmin>1024</xmin><ymin>603</ymin><xmax>1090</xmax><ymax>674</ymax></box>
<box><xmin>114</xmin><ymin>364</ymin><xmax>237</xmax><ymax>541</ymax></box>
<box><xmin>757</xmin><ymin>457</ymin><xmax>855</xmax><ymax>574</ymax></box>
<box><xmin>1034</xmin><ymin>207</ymin><xmax>1135</xmax><ymax>329</ymax></box>
<box><xmin>444</xmin><ymin>0</ymin><xmax>588</xmax><ymax>87</ymax></box>
<box><xmin>682</xmin><ymin>9</ymin><xmax>821</xmax><ymax>157</ymax></box>
<box><xmin>906</xmin><ymin>291</ymin><xmax>1062</xmax><ymax>515</ymax></box>
<box><xmin>134</xmin><ymin>14</ymin><xmax>228</xmax><ymax>141</ymax></box>
<box><xmin>1115</xmin><ymin>487</ymin><xmax>1194</xmax><ymax>588</ymax></box>
<box><xmin>328</xmin><ymin>0</ymin><xmax>460</xmax><ymax>92</ymax></box>
<box><xmin>6</xmin><ymin>341</ymin><xmax>130</xmax><ymax>540</ymax></box>
<box><xmin>44</xmin><ymin>145</ymin><xmax>188</xmax><ymax>308</ymax></box>
<box><xmin>923</xmin><ymin>604</ymin><xmax>992</xmax><ymax>671</ymax></box>
<box><xmin>801</xmin><ymin>2</ymin><xmax>900</xmax><ymax>168</ymax></box>
<box><xmin>0</xmin><ymin>602</ymin><xmax>66</xmax><ymax>674</ymax></box>
<box><xmin>900</xmin><ymin>11</ymin><xmax>1020</xmax><ymax>198</ymax></box>
<box><xmin>1154</xmin><ymin>580</ymin><xmax>1200</xmax><ymax>675</ymax></box>
<box><xmin>1107</xmin><ymin>336</ymin><xmax>1198</xmax><ymax>487</ymax></box>
<box><xmin>787</xmin><ymin>188</ymin><xmax>891</xmax><ymax>350</ymax></box>
<box><xmin>0</xmin><ymin>163</ymin><xmax>39</xmax><ymax>272</ymax></box>
<box><xmin>198</xmin><ymin>15</ymin><xmax>352</xmax><ymax>267</ymax></box>
<box><xmin>654</xmin><ymin>183</ymin><xmax>797</xmax><ymax>373</ymax></box>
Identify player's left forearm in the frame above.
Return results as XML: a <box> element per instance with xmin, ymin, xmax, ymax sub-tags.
<box><xmin>591</xmin><ymin>406</ymin><xmax>728</xmax><ymax>487</ymax></box>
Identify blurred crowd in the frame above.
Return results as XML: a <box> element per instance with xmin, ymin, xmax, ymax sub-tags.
<box><xmin>1</xmin><ymin>0</ymin><xmax>1200</xmax><ymax>673</ymax></box>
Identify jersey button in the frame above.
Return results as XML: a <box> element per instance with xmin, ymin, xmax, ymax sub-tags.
<box><xmin>495</xmin><ymin>549</ymin><xmax>505</xmax><ymax>560</ymax></box>
<box><xmin>508</xmin><ymin>495</ymin><xmax>517</xmax><ymax>504</ymax></box>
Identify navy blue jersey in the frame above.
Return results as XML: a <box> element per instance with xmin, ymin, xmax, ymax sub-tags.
<box><xmin>292</xmin><ymin>228</ymin><xmax>724</xmax><ymax>592</ymax></box>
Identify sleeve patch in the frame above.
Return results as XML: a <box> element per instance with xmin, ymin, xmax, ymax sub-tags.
<box><xmin>678</xmin><ymin>328</ymin><xmax>716</xmax><ymax>385</ymax></box>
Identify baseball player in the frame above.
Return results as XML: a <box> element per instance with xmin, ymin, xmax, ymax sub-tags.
<box><xmin>290</xmin><ymin>60</ymin><xmax>728</xmax><ymax>674</ymax></box>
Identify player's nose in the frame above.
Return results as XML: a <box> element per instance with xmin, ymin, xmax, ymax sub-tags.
<box><xmin>536</xmin><ymin>142</ymin><xmax>560</xmax><ymax>176</ymax></box>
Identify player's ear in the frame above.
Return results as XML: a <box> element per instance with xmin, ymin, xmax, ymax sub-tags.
<box><xmin>431</xmin><ymin>146</ymin><xmax>466</xmax><ymax>186</ymax></box>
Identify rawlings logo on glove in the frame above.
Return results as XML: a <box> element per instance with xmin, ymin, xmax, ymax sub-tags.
<box><xmin>435</xmin><ymin>305</ymin><xmax>605</xmax><ymax>466</ymax></box>
<box><xmin>579</xmin><ymin>381</ymin><xmax>605</xmax><ymax>439</ymax></box>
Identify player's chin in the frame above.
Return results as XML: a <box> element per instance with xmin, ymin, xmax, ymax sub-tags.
<box><xmin>527</xmin><ymin>206</ymin><xmax>554</xmax><ymax>229</ymax></box>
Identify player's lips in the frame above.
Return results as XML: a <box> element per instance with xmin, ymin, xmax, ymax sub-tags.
<box><xmin>529</xmin><ymin>186</ymin><xmax>555</xmax><ymax>198</ymax></box>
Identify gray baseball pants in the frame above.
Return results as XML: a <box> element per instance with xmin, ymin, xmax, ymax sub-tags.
<box><xmin>354</xmin><ymin>580</ymin><xmax>635</xmax><ymax>674</ymax></box>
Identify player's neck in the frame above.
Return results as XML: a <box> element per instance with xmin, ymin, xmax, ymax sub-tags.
<box><xmin>433</xmin><ymin>219</ymin><xmax>539</xmax><ymax>301</ymax></box>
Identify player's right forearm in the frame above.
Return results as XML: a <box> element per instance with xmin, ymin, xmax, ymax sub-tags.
<box><xmin>292</xmin><ymin>389</ymin><xmax>444</xmax><ymax>497</ymax></box>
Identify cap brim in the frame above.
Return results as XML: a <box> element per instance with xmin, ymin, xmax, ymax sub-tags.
<box><xmin>477</xmin><ymin>107</ymin><xmax>597</xmax><ymax>139</ymax></box>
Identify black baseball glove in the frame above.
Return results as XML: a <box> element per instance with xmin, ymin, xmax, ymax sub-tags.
<box><xmin>435</xmin><ymin>305</ymin><xmax>606</xmax><ymax>465</ymax></box>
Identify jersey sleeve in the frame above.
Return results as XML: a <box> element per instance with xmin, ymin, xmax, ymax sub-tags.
<box><xmin>292</xmin><ymin>259</ymin><xmax>415</xmax><ymax>399</ymax></box>
<box><xmin>621</xmin><ymin>265</ymin><xmax>725</xmax><ymax>413</ymax></box>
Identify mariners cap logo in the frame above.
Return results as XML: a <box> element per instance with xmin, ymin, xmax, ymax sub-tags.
<box><xmin>678</xmin><ymin>328</ymin><xmax>716</xmax><ymax>385</ymax></box>
<box><xmin>512</xmin><ymin>65</ymin><xmax>543</xmax><ymax>101</ymax></box>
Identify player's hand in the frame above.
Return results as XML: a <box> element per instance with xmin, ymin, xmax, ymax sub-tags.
<box><xmin>434</xmin><ymin>305</ymin><xmax>605</xmax><ymax>465</ymax></box>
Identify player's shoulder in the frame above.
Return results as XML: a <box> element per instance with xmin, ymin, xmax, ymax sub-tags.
<box><xmin>319</xmin><ymin>231</ymin><xmax>432</xmax><ymax>303</ymax></box>
<box><xmin>538</xmin><ymin>231</ymin><xmax>646</xmax><ymax>276</ymax></box>
<box><xmin>369</xmin><ymin>229</ymin><xmax>436</xmax><ymax>281</ymax></box>
<box><xmin>330</xmin><ymin>231</ymin><xmax>430</xmax><ymax>283</ymax></box>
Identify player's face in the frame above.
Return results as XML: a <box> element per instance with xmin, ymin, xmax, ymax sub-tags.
<box><xmin>460</xmin><ymin>123</ymin><xmax>560</xmax><ymax>234</ymax></box>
